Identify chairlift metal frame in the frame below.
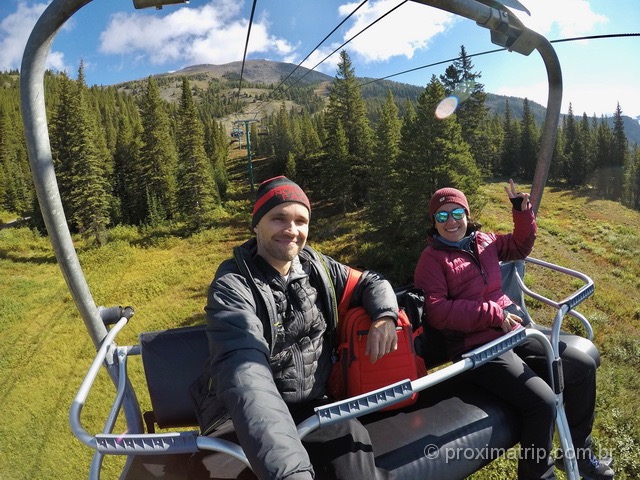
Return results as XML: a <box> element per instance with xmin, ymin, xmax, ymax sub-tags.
<box><xmin>20</xmin><ymin>0</ymin><xmax>581</xmax><ymax>479</ymax></box>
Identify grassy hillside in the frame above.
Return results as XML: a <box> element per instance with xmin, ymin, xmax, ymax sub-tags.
<box><xmin>1</xmin><ymin>179</ymin><xmax>639</xmax><ymax>479</ymax></box>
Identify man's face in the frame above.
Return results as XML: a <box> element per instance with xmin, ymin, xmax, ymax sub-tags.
<box><xmin>254</xmin><ymin>202</ymin><xmax>310</xmax><ymax>275</ymax></box>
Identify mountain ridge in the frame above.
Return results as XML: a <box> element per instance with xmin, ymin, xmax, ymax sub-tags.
<box><xmin>112</xmin><ymin>59</ymin><xmax>640</xmax><ymax>146</ymax></box>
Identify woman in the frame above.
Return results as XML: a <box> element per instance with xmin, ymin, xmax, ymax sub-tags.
<box><xmin>413</xmin><ymin>181</ymin><xmax>613</xmax><ymax>480</ymax></box>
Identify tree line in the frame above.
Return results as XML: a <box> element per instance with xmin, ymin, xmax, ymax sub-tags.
<box><xmin>250</xmin><ymin>47</ymin><xmax>640</xmax><ymax>280</ymax></box>
<box><xmin>1</xmin><ymin>47</ymin><xmax>639</xmax><ymax>258</ymax></box>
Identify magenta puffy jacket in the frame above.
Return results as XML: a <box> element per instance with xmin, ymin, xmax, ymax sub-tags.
<box><xmin>414</xmin><ymin>208</ymin><xmax>537</xmax><ymax>358</ymax></box>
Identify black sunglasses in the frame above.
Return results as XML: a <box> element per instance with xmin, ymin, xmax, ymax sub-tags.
<box><xmin>434</xmin><ymin>208</ymin><xmax>466</xmax><ymax>223</ymax></box>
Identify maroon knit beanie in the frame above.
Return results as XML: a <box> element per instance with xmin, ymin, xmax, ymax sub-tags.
<box><xmin>252</xmin><ymin>176</ymin><xmax>311</xmax><ymax>228</ymax></box>
<box><xmin>429</xmin><ymin>187</ymin><xmax>470</xmax><ymax>217</ymax></box>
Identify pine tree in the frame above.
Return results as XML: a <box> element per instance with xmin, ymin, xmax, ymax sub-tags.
<box><xmin>369</xmin><ymin>90</ymin><xmax>402</xmax><ymax>232</ymax></box>
<box><xmin>440</xmin><ymin>45</ymin><xmax>490</xmax><ymax>173</ymax></box>
<box><xmin>550</xmin><ymin>122</ymin><xmax>567</xmax><ymax>182</ymax></box>
<box><xmin>323</xmin><ymin>119</ymin><xmax>350</xmax><ymax>213</ymax></box>
<box><xmin>271</xmin><ymin>102</ymin><xmax>299</xmax><ymax>173</ymax></box>
<box><xmin>204</xmin><ymin>119</ymin><xmax>229</xmax><ymax>200</ymax></box>
<box><xmin>325</xmin><ymin>50</ymin><xmax>374</xmax><ymax>206</ymax></box>
<box><xmin>501</xmin><ymin>99</ymin><xmax>521</xmax><ymax>177</ymax></box>
<box><xmin>0</xmin><ymin>106</ymin><xmax>28</xmax><ymax>214</ymax></box>
<box><xmin>50</xmin><ymin>73</ymin><xmax>76</xmax><ymax>221</ymax></box>
<box><xmin>568</xmin><ymin>113</ymin><xmax>592</xmax><ymax>186</ymax></box>
<box><xmin>622</xmin><ymin>144</ymin><xmax>640</xmax><ymax>209</ymax></box>
<box><xmin>562</xmin><ymin>104</ymin><xmax>578</xmax><ymax>183</ymax></box>
<box><xmin>66</xmin><ymin>63</ymin><xmax>112</xmax><ymax>244</ymax></box>
<box><xmin>113</xmin><ymin>116</ymin><xmax>144</xmax><ymax>224</ymax></box>
<box><xmin>609</xmin><ymin>103</ymin><xmax>629</xmax><ymax>201</ymax></box>
<box><xmin>591</xmin><ymin>115</ymin><xmax>614</xmax><ymax>194</ymax></box>
<box><xmin>139</xmin><ymin>76</ymin><xmax>178</xmax><ymax>223</ymax></box>
<box><xmin>520</xmin><ymin>98</ymin><xmax>539</xmax><ymax>180</ymax></box>
<box><xmin>176</xmin><ymin>77</ymin><xmax>220</xmax><ymax>229</ymax></box>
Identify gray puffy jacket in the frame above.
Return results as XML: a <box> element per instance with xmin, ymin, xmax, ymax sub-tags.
<box><xmin>191</xmin><ymin>238</ymin><xmax>398</xmax><ymax>479</ymax></box>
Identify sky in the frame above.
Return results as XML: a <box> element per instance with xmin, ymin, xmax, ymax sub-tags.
<box><xmin>1</xmin><ymin>0</ymin><xmax>639</xmax><ymax>119</ymax></box>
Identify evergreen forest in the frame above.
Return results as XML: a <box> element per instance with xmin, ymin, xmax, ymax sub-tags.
<box><xmin>1</xmin><ymin>46</ymin><xmax>640</xmax><ymax>278</ymax></box>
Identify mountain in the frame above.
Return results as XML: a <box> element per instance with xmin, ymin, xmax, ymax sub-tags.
<box><xmin>172</xmin><ymin>60</ymin><xmax>334</xmax><ymax>85</ymax></box>
<box><xmin>486</xmin><ymin>93</ymin><xmax>640</xmax><ymax>147</ymax></box>
<box><xmin>113</xmin><ymin>60</ymin><xmax>640</xmax><ymax>147</ymax></box>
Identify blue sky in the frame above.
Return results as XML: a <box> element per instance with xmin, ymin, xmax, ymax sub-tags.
<box><xmin>2</xmin><ymin>0</ymin><xmax>639</xmax><ymax>119</ymax></box>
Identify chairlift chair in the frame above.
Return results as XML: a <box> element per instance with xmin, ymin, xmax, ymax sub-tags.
<box><xmin>20</xmin><ymin>0</ymin><xmax>590</xmax><ymax>479</ymax></box>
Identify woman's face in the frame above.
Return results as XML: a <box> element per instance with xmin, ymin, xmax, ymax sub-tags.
<box><xmin>434</xmin><ymin>202</ymin><xmax>468</xmax><ymax>243</ymax></box>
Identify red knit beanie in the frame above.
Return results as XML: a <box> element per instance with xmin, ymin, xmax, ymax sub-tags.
<box><xmin>252</xmin><ymin>176</ymin><xmax>311</xmax><ymax>228</ymax></box>
<box><xmin>429</xmin><ymin>187</ymin><xmax>470</xmax><ymax>217</ymax></box>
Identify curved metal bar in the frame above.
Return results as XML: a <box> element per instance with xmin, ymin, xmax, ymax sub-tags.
<box><xmin>195</xmin><ymin>436</ymin><xmax>252</xmax><ymax>467</ymax></box>
<box><xmin>511</xmin><ymin>257</ymin><xmax>595</xmax><ymax>339</ymax></box>
<box><xmin>20</xmin><ymin>0</ymin><xmax>104</xmax><ymax>349</ymax></box>
<box><xmin>70</xmin><ymin>316</ymin><xmax>129</xmax><ymax>448</ymax></box>
<box><xmin>525</xmin><ymin>328</ymin><xmax>579</xmax><ymax>480</ymax></box>
<box><xmin>21</xmin><ymin>0</ymin><xmax>144</xmax><ymax>443</ymax></box>
<box><xmin>524</xmin><ymin>257</ymin><xmax>594</xmax><ymax>308</ymax></box>
<box><xmin>529</xmin><ymin>35</ymin><xmax>562</xmax><ymax>214</ymax></box>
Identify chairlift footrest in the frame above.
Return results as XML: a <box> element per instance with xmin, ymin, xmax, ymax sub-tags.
<box><xmin>96</xmin><ymin>431</ymin><xmax>199</xmax><ymax>455</ymax></box>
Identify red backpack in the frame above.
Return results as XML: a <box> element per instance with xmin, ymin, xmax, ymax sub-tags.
<box><xmin>327</xmin><ymin>268</ymin><xmax>427</xmax><ymax>410</ymax></box>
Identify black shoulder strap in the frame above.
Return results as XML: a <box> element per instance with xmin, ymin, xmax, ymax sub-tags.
<box><xmin>304</xmin><ymin>245</ymin><xmax>341</xmax><ymax>346</ymax></box>
<box><xmin>232</xmin><ymin>247</ymin><xmax>275</xmax><ymax>354</ymax></box>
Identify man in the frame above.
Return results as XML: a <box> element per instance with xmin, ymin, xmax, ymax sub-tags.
<box><xmin>192</xmin><ymin>176</ymin><xmax>398</xmax><ymax>480</ymax></box>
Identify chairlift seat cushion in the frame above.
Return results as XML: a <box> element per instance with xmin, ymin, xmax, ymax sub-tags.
<box><xmin>140</xmin><ymin>325</ymin><xmax>210</xmax><ymax>429</ymax></box>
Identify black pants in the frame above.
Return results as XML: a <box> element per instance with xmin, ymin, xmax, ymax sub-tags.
<box><xmin>290</xmin><ymin>403</ymin><xmax>394</xmax><ymax>480</ymax></box>
<box><xmin>462</xmin><ymin>336</ymin><xmax>597</xmax><ymax>480</ymax></box>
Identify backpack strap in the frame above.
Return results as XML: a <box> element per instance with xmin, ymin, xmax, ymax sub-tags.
<box><xmin>338</xmin><ymin>267</ymin><xmax>363</xmax><ymax>319</ymax></box>
<box><xmin>232</xmin><ymin>247</ymin><xmax>276</xmax><ymax>355</ymax></box>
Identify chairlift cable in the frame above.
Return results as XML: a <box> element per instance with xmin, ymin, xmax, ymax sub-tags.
<box><xmin>302</xmin><ymin>0</ymin><xmax>409</xmax><ymax>80</ymax></box>
<box><xmin>247</xmin><ymin>0</ymin><xmax>370</xmax><ymax>116</ymax></box>
<box><xmin>549</xmin><ymin>32</ymin><xmax>640</xmax><ymax>44</ymax></box>
<box><xmin>235</xmin><ymin>0</ymin><xmax>258</xmax><ymax>115</ymax></box>
<box><xmin>247</xmin><ymin>0</ymin><xmax>408</xmax><ymax>116</ymax></box>
<box><xmin>358</xmin><ymin>32</ymin><xmax>640</xmax><ymax>88</ymax></box>
<box><xmin>357</xmin><ymin>47</ymin><xmax>505</xmax><ymax>87</ymax></box>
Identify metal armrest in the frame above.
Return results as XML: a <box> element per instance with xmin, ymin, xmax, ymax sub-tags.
<box><xmin>514</xmin><ymin>257</ymin><xmax>595</xmax><ymax>340</ymax></box>
<box><xmin>302</xmin><ymin>329</ymin><xmax>531</xmax><ymax>434</ymax></box>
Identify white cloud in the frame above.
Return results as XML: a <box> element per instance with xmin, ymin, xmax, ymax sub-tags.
<box><xmin>338</xmin><ymin>0</ymin><xmax>457</xmax><ymax>63</ymax></box>
<box><xmin>0</xmin><ymin>1</ymin><xmax>70</xmax><ymax>72</ymax></box>
<box><xmin>518</xmin><ymin>0</ymin><xmax>608</xmax><ymax>37</ymax></box>
<box><xmin>99</xmin><ymin>0</ymin><xmax>295</xmax><ymax>67</ymax></box>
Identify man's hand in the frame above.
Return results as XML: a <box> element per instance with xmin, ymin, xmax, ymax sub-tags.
<box><xmin>366</xmin><ymin>317</ymin><xmax>398</xmax><ymax>363</ymax></box>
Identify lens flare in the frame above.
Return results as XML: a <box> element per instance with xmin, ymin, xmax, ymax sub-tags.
<box><xmin>434</xmin><ymin>79</ymin><xmax>476</xmax><ymax>119</ymax></box>
<box><xmin>435</xmin><ymin>96</ymin><xmax>458</xmax><ymax>119</ymax></box>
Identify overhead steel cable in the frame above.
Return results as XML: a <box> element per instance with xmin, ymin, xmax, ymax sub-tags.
<box><xmin>247</xmin><ymin>0</ymin><xmax>369</xmax><ymax>116</ymax></box>
<box><xmin>549</xmin><ymin>32</ymin><xmax>640</xmax><ymax>44</ymax></box>
<box><xmin>357</xmin><ymin>47</ymin><xmax>504</xmax><ymax>86</ymax></box>
<box><xmin>248</xmin><ymin>0</ymin><xmax>408</xmax><ymax>116</ymax></box>
<box><xmin>297</xmin><ymin>0</ymin><xmax>409</xmax><ymax>84</ymax></box>
<box><xmin>235</xmin><ymin>0</ymin><xmax>258</xmax><ymax>114</ymax></box>
<box><xmin>358</xmin><ymin>32</ymin><xmax>640</xmax><ymax>87</ymax></box>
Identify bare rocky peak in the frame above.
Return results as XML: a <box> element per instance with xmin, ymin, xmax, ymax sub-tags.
<box><xmin>166</xmin><ymin>59</ymin><xmax>333</xmax><ymax>85</ymax></box>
